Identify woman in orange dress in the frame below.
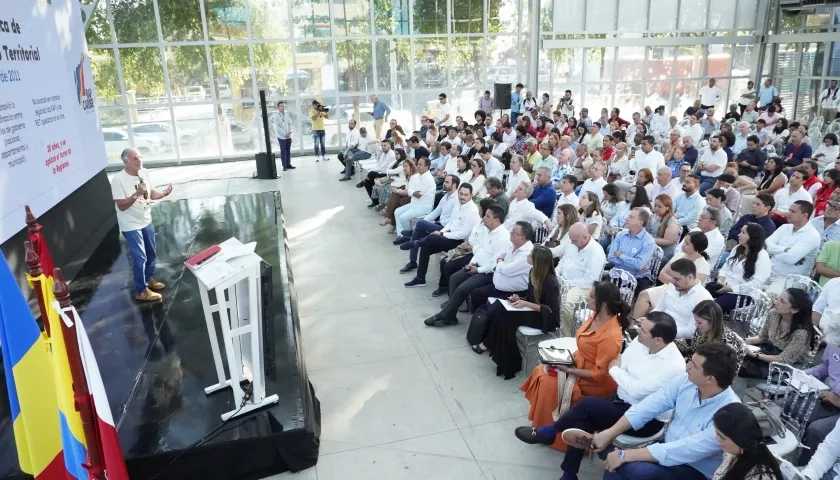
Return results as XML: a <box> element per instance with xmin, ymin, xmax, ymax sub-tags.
<box><xmin>519</xmin><ymin>281</ymin><xmax>628</xmax><ymax>451</ymax></box>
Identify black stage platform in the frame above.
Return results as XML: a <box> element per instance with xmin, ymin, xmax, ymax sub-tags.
<box><xmin>0</xmin><ymin>192</ymin><xmax>320</xmax><ymax>480</ymax></box>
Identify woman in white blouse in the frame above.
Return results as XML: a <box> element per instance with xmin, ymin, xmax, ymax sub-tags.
<box><xmin>815</xmin><ymin>133</ymin><xmax>839</xmax><ymax>173</ymax></box>
<box><xmin>454</xmin><ymin>155</ymin><xmax>471</xmax><ymax>184</ymax></box>
<box><xmin>660</xmin><ymin>231</ymin><xmax>711</xmax><ymax>284</ymax></box>
<box><xmin>707</xmin><ymin>222</ymin><xmax>771</xmax><ymax>313</ymax></box>
<box><xmin>465</xmin><ymin>157</ymin><xmax>488</xmax><ymax>198</ymax></box>
<box><xmin>607</xmin><ymin>142</ymin><xmax>632</xmax><ymax>182</ymax></box>
<box><xmin>599</xmin><ymin>184</ymin><xmax>625</xmax><ymax>224</ymax></box>
<box><xmin>578</xmin><ymin>191</ymin><xmax>604</xmax><ymax>240</ymax></box>
<box><xmin>546</xmin><ymin>204</ymin><xmax>579</xmax><ymax>259</ymax></box>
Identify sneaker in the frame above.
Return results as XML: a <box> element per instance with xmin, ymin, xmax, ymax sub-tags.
<box><xmin>431</xmin><ymin>287</ymin><xmax>447</xmax><ymax>297</ymax></box>
<box><xmin>316</xmin><ymin>157</ymin><xmax>320</xmax><ymax>162</ymax></box>
<box><xmin>339</xmin><ymin>176</ymin><xmax>352</xmax><ymax>181</ymax></box>
<box><xmin>148</xmin><ymin>278</ymin><xmax>165</xmax><ymax>290</ymax></box>
<box><xmin>323</xmin><ymin>156</ymin><xmax>330</xmax><ymax>161</ymax></box>
<box><xmin>393</xmin><ymin>236</ymin><xmax>410</xmax><ymax>246</ymax></box>
<box><xmin>135</xmin><ymin>288</ymin><xmax>162</xmax><ymax>302</ymax></box>
<box><xmin>514</xmin><ymin>426</ymin><xmax>555</xmax><ymax>445</ymax></box>
<box><xmin>561</xmin><ymin>428</ymin><xmax>594</xmax><ymax>450</ymax></box>
<box><xmin>404</xmin><ymin>278</ymin><xmax>426</xmax><ymax>288</ymax></box>
<box><xmin>399</xmin><ymin>262</ymin><xmax>417</xmax><ymax>274</ymax></box>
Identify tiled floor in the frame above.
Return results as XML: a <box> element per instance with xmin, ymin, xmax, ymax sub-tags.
<box><xmin>148</xmin><ymin>157</ymin><xmax>605</xmax><ymax>480</ymax></box>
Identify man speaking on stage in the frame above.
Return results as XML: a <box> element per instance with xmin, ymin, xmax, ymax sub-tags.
<box><xmin>111</xmin><ymin>147</ymin><xmax>173</xmax><ymax>302</ymax></box>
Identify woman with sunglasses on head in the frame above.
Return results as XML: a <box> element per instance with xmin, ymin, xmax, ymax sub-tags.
<box><xmin>676</xmin><ymin>300</ymin><xmax>746</xmax><ymax>369</ymax></box>
<box><xmin>710</xmin><ymin>403</ymin><xmax>783</xmax><ymax>480</ymax></box>
<box><xmin>707</xmin><ymin>223</ymin><xmax>771</xmax><ymax>314</ymax></box>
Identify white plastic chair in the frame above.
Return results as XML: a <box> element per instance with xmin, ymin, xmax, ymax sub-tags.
<box><xmin>760</xmin><ymin>362</ymin><xmax>821</xmax><ymax>461</ymax></box>
<box><xmin>761</xmin><ymin>145</ymin><xmax>776</xmax><ymax>157</ymax></box>
<box><xmin>648</xmin><ymin>245</ymin><xmax>664</xmax><ymax>281</ymax></box>
<box><xmin>783</xmin><ymin>275</ymin><xmax>822</xmax><ymax>304</ymax></box>
<box><xmin>608</xmin><ymin>268</ymin><xmax>637</xmax><ymax>306</ymax></box>
<box><xmin>517</xmin><ymin>277</ymin><xmax>571</xmax><ymax>372</ymax></box>
<box><xmin>731</xmin><ymin>285</ymin><xmax>773</xmax><ymax>337</ymax></box>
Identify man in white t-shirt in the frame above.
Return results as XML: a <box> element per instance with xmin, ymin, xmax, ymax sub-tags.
<box><xmin>737</xmin><ymin>80</ymin><xmax>757</xmax><ymax>115</ymax></box>
<box><xmin>437</xmin><ymin>93</ymin><xmax>453</xmax><ymax>127</ymax></box>
<box><xmin>630</xmin><ymin>135</ymin><xmax>665</xmax><ymax>175</ymax></box>
<box><xmin>696</xmin><ymin>135</ymin><xmax>728</xmax><ymax>195</ymax></box>
<box><xmin>820</xmin><ymin>79</ymin><xmax>839</xmax><ymax>124</ymax></box>
<box><xmin>110</xmin><ymin>148</ymin><xmax>173</xmax><ymax>302</ymax></box>
<box><xmin>699</xmin><ymin>78</ymin><xmax>721</xmax><ymax>111</ymax></box>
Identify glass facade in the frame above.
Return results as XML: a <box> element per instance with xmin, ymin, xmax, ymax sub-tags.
<box><xmin>87</xmin><ymin>0</ymin><xmax>529</xmax><ymax>164</ymax></box>
<box><xmin>85</xmin><ymin>0</ymin><xmax>838</xmax><ymax>165</ymax></box>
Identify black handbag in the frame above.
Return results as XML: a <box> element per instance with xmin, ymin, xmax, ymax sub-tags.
<box><xmin>738</xmin><ymin>343</ymin><xmax>783</xmax><ymax>379</ymax></box>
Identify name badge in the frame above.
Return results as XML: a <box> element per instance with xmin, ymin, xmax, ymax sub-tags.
<box><xmin>631</xmin><ymin>248</ymin><xmax>637</xmax><ymax>253</ymax></box>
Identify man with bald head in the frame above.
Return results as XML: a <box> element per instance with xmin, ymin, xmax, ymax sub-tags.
<box><xmin>555</xmin><ymin>222</ymin><xmax>606</xmax><ymax>334</ymax></box>
<box><xmin>650</xmin><ymin>166</ymin><xmax>680</xmax><ymax>200</ymax></box>
<box><xmin>111</xmin><ymin>147</ymin><xmax>174</xmax><ymax>302</ymax></box>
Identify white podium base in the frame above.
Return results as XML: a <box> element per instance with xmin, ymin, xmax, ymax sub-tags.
<box><xmin>221</xmin><ymin>394</ymin><xmax>280</xmax><ymax>421</ymax></box>
<box><xmin>204</xmin><ymin>380</ymin><xmax>232</xmax><ymax>394</ymax></box>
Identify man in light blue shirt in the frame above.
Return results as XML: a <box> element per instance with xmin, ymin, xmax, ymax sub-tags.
<box><xmin>608</xmin><ymin>208</ymin><xmax>656</xmax><ymax>290</ymax></box>
<box><xmin>371</xmin><ymin>94</ymin><xmax>391</xmax><ymax>140</ymax></box>
<box><xmin>511</xmin><ymin>83</ymin><xmax>524</xmax><ymax>125</ymax></box>
<box><xmin>758</xmin><ymin>79</ymin><xmax>778</xmax><ymax>110</ymax></box>
<box><xmin>589</xmin><ymin>342</ymin><xmax>741</xmax><ymax>480</ymax></box>
<box><xmin>674</xmin><ymin>175</ymin><xmax>705</xmax><ymax>229</ymax></box>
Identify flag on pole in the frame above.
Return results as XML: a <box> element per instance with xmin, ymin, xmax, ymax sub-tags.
<box><xmin>0</xmin><ymin>251</ymin><xmax>86</xmax><ymax>479</ymax></box>
<box><xmin>73</xmin><ymin>311</ymin><xmax>129</xmax><ymax>480</ymax></box>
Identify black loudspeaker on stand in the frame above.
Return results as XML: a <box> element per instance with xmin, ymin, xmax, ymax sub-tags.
<box><xmin>494</xmin><ymin>83</ymin><xmax>512</xmax><ymax>110</ymax></box>
<box><xmin>255</xmin><ymin>90</ymin><xmax>278</xmax><ymax>179</ymax></box>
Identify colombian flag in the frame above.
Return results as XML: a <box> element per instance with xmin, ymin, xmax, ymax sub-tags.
<box><xmin>0</xmin><ymin>251</ymin><xmax>87</xmax><ymax>479</ymax></box>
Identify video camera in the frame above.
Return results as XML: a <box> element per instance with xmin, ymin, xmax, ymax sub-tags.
<box><xmin>313</xmin><ymin>100</ymin><xmax>330</xmax><ymax>113</ymax></box>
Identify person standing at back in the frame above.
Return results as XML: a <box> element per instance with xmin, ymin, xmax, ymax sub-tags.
<box><xmin>309</xmin><ymin>100</ymin><xmax>329</xmax><ymax>162</ymax></box>
<box><xmin>272</xmin><ymin>101</ymin><xmax>295</xmax><ymax>171</ymax></box>
<box><xmin>371</xmin><ymin>94</ymin><xmax>391</xmax><ymax>140</ymax></box>
<box><xmin>111</xmin><ymin>148</ymin><xmax>173</xmax><ymax>302</ymax></box>
<box><xmin>511</xmin><ymin>83</ymin><xmax>524</xmax><ymax>125</ymax></box>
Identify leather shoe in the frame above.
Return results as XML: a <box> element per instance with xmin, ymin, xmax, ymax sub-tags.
<box><xmin>148</xmin><ymin>278</ymin><xmax>165</xmax><ymax>290</ymax></box>
<box><xmin>561</xmin><ymin>428</ymin><xmax>594</xmax><ymax>451</ymax></box>
<box><xmin>439</xmin><ymin>301</ymin><xmax>449</xmax><ymax>309</ymax></box>
<box><xmin>399</xmin><ymin>262</ymin><xmax>417</xmax><ymax>274</ymax></box>
<box><xmin>514</xmin><ymin>426</ymin><xmax>554</xmax><ymax>445</ymax></box>
<box><xmin>400</xmin><ymin>229</ymin><xmax>412</xmax><ymax>236</ymax></box>
<box><xmin>339</xmin><ymin>176</ymin><xmax>352</xmax><ymax>181</ymax></box>
<box><xmin>356</xmin><ymin>181</ymin><xmax>365</xmax><ymax>188</ymax></box>
<box><xmin>399</xmin><ymin>241</ymin><xmax>415</xmax><ymax>251</ymax></box>
<box><xmin>393</xmin><ymin>236</ymin><xmax>410</xmax><ymax>246</ymax></box>
<box><xmin>431</xmin><ymin>287</ymin><xmax>447</xmax><ymax>297</ymax></box>
<box><xmin>287</xmin><ymin>165</ymin><xmax>296</xmax><ymax>169</ymax></box>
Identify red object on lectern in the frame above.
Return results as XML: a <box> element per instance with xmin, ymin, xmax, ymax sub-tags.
<box><xmin>186</xmin><ymin>245</ymin><xmax>221</xmax><ymax>268</ymax></box>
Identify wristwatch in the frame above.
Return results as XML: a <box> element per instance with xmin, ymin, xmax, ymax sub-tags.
<box><xmin>617</xmin><ymin>449</ymin><xmax>625</xmax><ymax>460</ymax></box>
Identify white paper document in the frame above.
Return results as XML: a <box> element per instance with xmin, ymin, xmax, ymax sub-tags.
<box><xmin>488</xmin><ymin>297</ymin><xmax>531</xmax><ymax>312</ymax></box>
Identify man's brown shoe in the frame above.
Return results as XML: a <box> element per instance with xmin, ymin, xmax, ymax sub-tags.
<box><xmin>561</xmin><ymin>428</ymin><xmax>594</xmax><ymax>450</ymax></box>
<box><xmin>148</xmin><ymin>278</ymin><xmax>165</xmax><ymax>290</ymax></box>
<box><xmin>135</xmin><ymin>288</ymin><xmax>162</xmax><ymax>302</ymax></box>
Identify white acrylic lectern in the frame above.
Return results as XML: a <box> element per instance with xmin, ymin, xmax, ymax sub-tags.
<box><xmin>186</xmin><ymin>237</ymin><xmax>279</xmax><ymax>420</ymax></box>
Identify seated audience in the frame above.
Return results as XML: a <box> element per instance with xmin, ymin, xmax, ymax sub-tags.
<box><xmin>578</xmin><ymin>191</ymin><xmax>604</xmax><ymax>240</ymax></box>
<box><xmin>771</xmin><ymin>169</ymin><xmax>812</xmax><ymax>226</ymax></box>
<box><xmin>379</xmin><ymin>158</ymin><xmax>418</xmax><ymax>231</ymax></box>
<box><xmin>814</xmin><ymin>171</ymin><xmax>840</xmax><ymax>218</ymax></box>
<box><xmin>533</xmin><ymin>143</ymin><xmax>558</xmax><ymax>172</ymax></box>
<box><xmin>660</xmin><ymin>231</ymin><xmax>711</xmax><ymax>284</ymax></box>
<box><xmin>608</xmin><ymin>208</ymin><xmax>657</xmax><ymax>293</ymax></box>
<box><xmin>740</xmin><ymin>287</ymin><xmax>817</xmax><ymax>378</ymax></box>
<box><xmin>585</xmin><ymin>343</ymin><xmax>740</xmax><ymax>480</ymax></box>
<box><xmin>557</xmin><ymin>174</ymin><xmax>580</xmax><ymax>208</ymax></box>
<box><xmin>433</xmin><ymin>199</ymin><xmax>495</xmax><ymax>296</ymax></box>
<box><xmin>397</xmin><ymin>174</ymin><xmax>459</xmax><ymax>246</ymax></box>
<box><xmin>463</xmin><ymin>158</ymin><xmax>488</xmax><ymax>198</ymax></box>
<box><xmin>556</xmin><ymin>223</ymin><xmax>607</xmax><ymax>335</ymax></box>
<box><xmin>636</xmin><ymin>168</ymin><xmax>655</xmax><ymax>197</ymax></box>
<box><xmin>676</xmin><ymin>300</ymin><xmax>746</xmax><ymax>370</ymax></box>
<box><xmin>754</xmin><ymin>157</ymin><xmax>788</xmax><ymax>196</ymax></box>
<box><xmin>519</xmin><ymin>282</ymin><xmax>629</xmax><ymax>451</ymax></box>
<box><xmin>765</xmin><ymin>200</ymin><xmax>821</xmax><ymax>294</ymax></box>
<box><xmin>400</xmin><ymin>182</ymin><xmax>479</xmax><ymax>274</ymax></box>
<box><xmin>707</xmin><ymin>223</ymin><xmax>771</xmax><ymax>313</ymax></box>
<box><xmin>648</xmin><ymin>194</ymin><xmax>681</xmax><ymax>263</ymax></box>
<box><xmin>580</xmin><ymin>162</ymin><xmax>608</xmax><ymax>201</ymax></box>
<box><xmin>710</xmin><ymin>403</ymin><xmax>784</xmax><ymax>480</ymax></box>
<box><xmin>651</xmin><ymin>166</ymin><xmax>680</xmax><ymax>199</ymax></box>
<box><xmin>816</xmin><ymin>241</ymin><xmax>840</xmax><ymax>289</ymax></box>
<box><xmin>474</xmin><ymin>246</ymin><xmax>560</xmax><ymax>379</ymax></box>
<box><xmin>697</xmin><ymin>135</ymin><xmax>729</xmax><ymax>195</ymax></box>
<box><xmin>467</xmin><ymin>221</ymin><xmax>537</xmax><ymax>310</ymax></box>
<box><xmin>485</xmin><ymin>177</ymin><xmax>509</xmax><ymax>214</ymax></box>
<box><xmin>530</xmin><ymin>167</ymin><xmax>558</xmax><ymax>218</ymax></box>
<box><xmin>712</xmin><ymin>174</ymin><xmax>741</xmax><ymax>215</ymax></box>
<box><xmin>358</xmin><ymin>140</ymin><xmax>397</xmax><ymax>206</ymax></box>
<box><xmin>726</xmin><ymin>193</ymin><xmax>776</xmax><ymax>251</ymax></box>
<box><xmin>781</xmin><ymin>130</ymin><xmax>813</xmax><ymax>173</ymax></box>
<box><xmin>735</xmin><ymin>134</ymin><xmax>767</xmax><ymax>179</ymax></box>
<box><xmin>506</xmin><ymin>154</ymin><xmax>531</xmax><ymax>198</ymax></box>
<box><xmin>600</xmin><ymin>184</ymin><xmax>624</xmax><ymax>224</ymax></box>
<box><xmin>514</xmin><ymin>312</ymin><xmax>684</xmax><ymax>480</ymax></box>
<box><xmin>677</xmin><ymin>207</ymin><xmax>726</xmax><ymax>270</ymax></box>
<box><xmin>706</xmin><ymin>188</ymin><xmax>733</xmax><ymax>235</ymax></box>
<box><xmin>674</xmin><ymin>174</ymin><xmax>706</xmax><ymax>230</ymax></box>
<box><xmin>797</xmin><ymin>318</ymin><xmax>840</xmax><ymax>467</ymax></box>
<box><xmin>602</xmin><ymin>185</ymin><xmax>650</xmax><ymax>251</ymax></box>
<box><xmin>506</xmin><ymin>181</ymin><xmax>553</xmax><ymax>231</ymax></box>
<box><xmin>546</xmin><ymin>204</ymin><xmax>580</xmax><ymax>259</ymax></box>
<box><xmin>800</xmin><ymin>418</ymin><xmax>840</xmax><ymax>480</ymax></box>
<box><xmin>392</xmin><ymin>157</ymin><xmax>437</xmax><ymax>237</ymax></box>
<box><xmin>803</xmin><ymin>160</ymin><xmax>824</xmax><ymax>197</ymax></box>
<box><xmin>632</xmin><ymin>259</ymin><xmax>713</xmax><ymax>339</ymax></box>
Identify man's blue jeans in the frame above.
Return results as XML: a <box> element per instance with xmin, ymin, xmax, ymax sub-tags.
<box><xmin>599</xmin><ymin>446</ymin><xmax>705</xmax><ymax>480</ymax></box>
<box><xmin>409</xmin><ymin>220</ymin><xmax>443</xmax><ymax>262</ymax></box>
<box><xmin>511</xmin><ymin>111</ymin><xmax>520</xmax><ymax>125</ymax></box>
<box><xmin>278</xmin><ymin>137</ymin><xmax>292</xmax><ymax>167</ymax></box>
<box><xmin>312</xmin><ymin>130</ymin><xmax>326</xmax><ymax>156</ymax></box>
<box><xmin>122</xmin><ymin>223</ymin><xmax>157</xmax><ymax>294</ymax></box>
